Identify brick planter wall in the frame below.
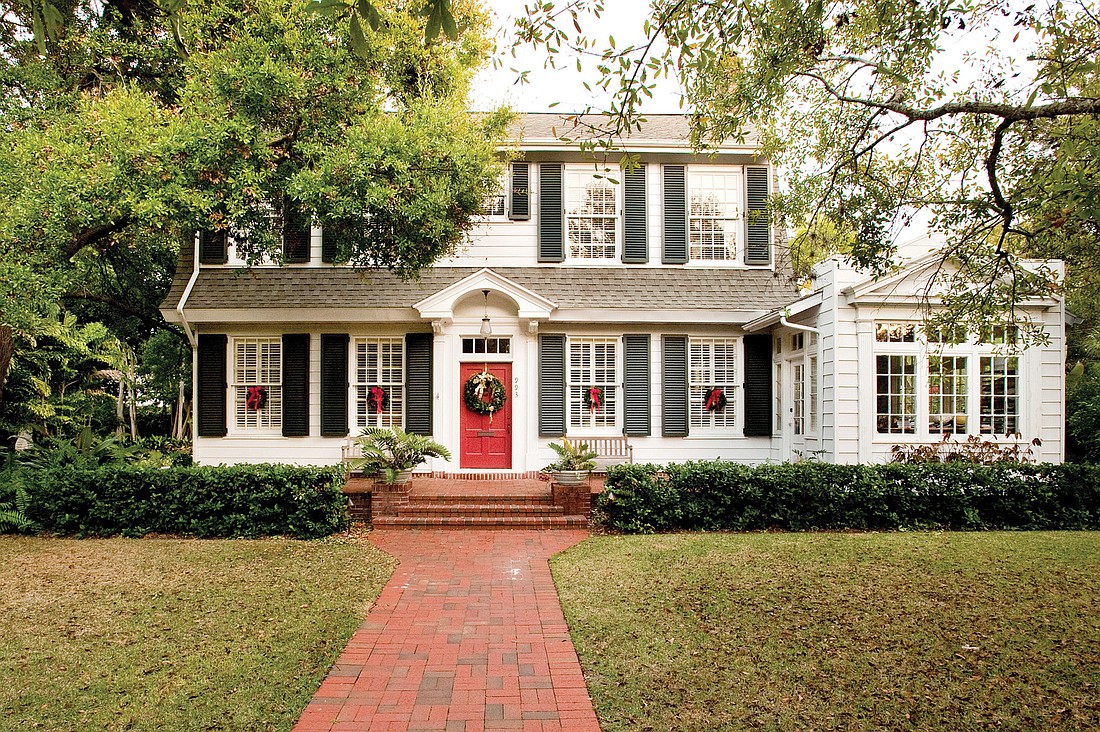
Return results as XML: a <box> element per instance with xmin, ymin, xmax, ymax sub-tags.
<box><xmin>371</xmin><ymin>481</ymin><xmax>412</xmax><ymax>519</ymax></box>
<box><xmin>551</xmin><ymin>480</ymin><xmax>592</xmax><ymax>517</ymax></box>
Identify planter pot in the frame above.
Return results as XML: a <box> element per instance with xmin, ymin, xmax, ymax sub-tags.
<box><xmin>384</xmin><ymin>469</ymin><xmax>414</xmax><ymax>486</ymax></box>
<box><xmin>550</xmin><ymin>470</ymin><xmax>590</xmax><ymax>486</ymax></box>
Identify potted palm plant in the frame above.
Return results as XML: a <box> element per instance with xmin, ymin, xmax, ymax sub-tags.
<box><xmin>544</xmin><ymin>438</ymin><xmax>597</xmax><ymax>485</ymax></box>
<box><xmin>351</xmin><ymin>427</ymin><xmax>452</xmax><ymax>485</ymax></box>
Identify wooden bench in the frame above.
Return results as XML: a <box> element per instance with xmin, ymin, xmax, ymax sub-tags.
<box><xmin>341</xmin><ymin>436</ymin><xmax>362</xmax><ymax>465</ymax></box>
<box><xmin>574</xmin><ymin>436</ymin><xmax>633</xmax><ymax>472</ymax></box>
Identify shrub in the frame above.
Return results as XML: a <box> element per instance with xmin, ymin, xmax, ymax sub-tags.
<box><xmin>17</xmin><ymin>463</ymin><xmax>349</xmax><ymax>539</ymax></box>
<box><xmin>598</xmin><ymin>460</ymin><xmax>1100</xmax><ymax>534</ymax></box>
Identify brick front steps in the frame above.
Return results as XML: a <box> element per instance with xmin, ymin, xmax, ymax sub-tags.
<box><xmin>364</xmin><ymin>476</ymin><xmax>593</xmax><ymax>529</ymax></box>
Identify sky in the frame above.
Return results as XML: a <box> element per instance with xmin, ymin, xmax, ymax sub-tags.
<box><xmin>468</xmin><ymin>1</ymin><xmax>685</xmax><ymax>114</ymax></box>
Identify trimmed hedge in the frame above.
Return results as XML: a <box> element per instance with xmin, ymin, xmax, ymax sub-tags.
<box><xmin>597</xmin><ymin>461</ymin><xmax>1100</xmax><ymax>534</ymax></box>
<box><xmin>12</xmin><ymin>463</ymin><xmax>349</xmax><ymax>539</ymax></box>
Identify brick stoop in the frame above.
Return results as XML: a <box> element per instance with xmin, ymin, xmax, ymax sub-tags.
<box><xmin>371</xmin><ymin>478</ymin><xmax>590</xmax><ymax>529</ymax></box>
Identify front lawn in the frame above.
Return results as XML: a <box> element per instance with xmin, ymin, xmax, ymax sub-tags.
<box><xmin>553</xmin><ymin>532</ymin><xmax>1100</xmax><ymax>731</ymax></box>
<box><xmin>0</xmin><ymin>535</ymin><xmax>394</xmax><ymax>731</ymax></box>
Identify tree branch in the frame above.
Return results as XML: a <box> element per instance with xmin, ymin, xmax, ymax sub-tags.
<box><xmin>65</xmin><ymin>217</ymin><xmax>133</xmax><ymax>259</ymax></box>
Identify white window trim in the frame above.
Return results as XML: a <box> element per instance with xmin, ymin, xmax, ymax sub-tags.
<box><xmin>228</xmin><ymin>336</ymin><xmax>283</xmax><ymax>436</ymax></box>
<box><xmin>566</xmin><ymin>336</ymin><xmax>622</xmax><ymax>435</ymax></box>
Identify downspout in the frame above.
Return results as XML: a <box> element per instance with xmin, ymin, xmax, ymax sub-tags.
<box><xmin>176</xmin><ymin>234</ymin><xmax>200</xmax><ymax>347</ymax></box>
<box><xmin>779</xmin><ymin>312</ymin><xmax>820</xmax><ymax>336</ymax></box>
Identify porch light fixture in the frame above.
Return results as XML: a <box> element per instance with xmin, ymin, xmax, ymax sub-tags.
<box><xmin>480</xmin><ymin>290</ymin><xmax>493</xmax><ymax>335</ymax></box>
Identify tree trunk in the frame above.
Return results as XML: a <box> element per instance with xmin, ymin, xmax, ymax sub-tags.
<box><xmin>116</xmin><ymin>381</ymin><xmax>125</xmax><ymax>435</ymax></box>
<box><xmin>128</xmin><ymin>382</ymin><xmax>138</xmax><ymax>439</ymax></box>
<box><xmin>0</xmin><ymin>325</ymin><xmax>13</xmax><ymax>415</ymax></box>
<box><xmin>174</xmin><ymin>378</ymin><xmax>186</xmax><ymax>439</ymax></box>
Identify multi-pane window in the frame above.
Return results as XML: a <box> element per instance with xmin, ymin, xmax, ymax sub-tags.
<box><xmin>568</xmin><ymin>338</ymin><xmax>618</xmax><ymax>429</ymax></box>
<box><xmin>809</xmin><ymin>355</ymin><xmax>819</xmax><ymax>433</ymax></box>
<box><xmin>774</xmin><ymin>362</ymin><xmax>783</xmax><ymax>434</ymax></box>
<box><xmin>876</xmin><ymin>322</ymin><xmax>917</xmax><ymax>343</ymax></box>
<box><xmin>980</xmin><ymin>356</ymin><xmax>1019</xmax><ymax>434</ymax></box>
<box><xmin>462</xmin><ymin>337</ymin><xmax>511</xmax><ymax>354</ymax></box>
<box><xmin>876</xmin><ymin>355</ymin><xmax>917</xmax><ymax>434</ymax></box>
<box><xmin>690</xmin><ymin>337</ymin><xmax>739</xmax><ymax>430</ymax></box>
<box><xmin>792</xmin><ymin>362</ymin><xmax>805</xmax><ymax>435</ymax></box>
<box><xmin>874</xmin><ymin>321</ymin><xmax>1027</xmax><ymax>439</ymax></box>
<box><xmin>688</xmin><ymin>167</ymin><xmax>744</xmax><ymax>261</ymax></box>
<box><xmin>565</xmin><ymin>167</ymin><xmax>618</xmax><ymax>259</ymax></box>
<box><xmin>354</xmin><ymin>337</ymin><xmax>404</xmax><ymax>429</ymax></box>
<box><xmin>482</xmin><ymin>174</ymin><xmax>507</xmax><ymax>217</ymax></box>
<box><xmin>233</xmin><ymin>338</ymin><xmax>282</xmax><ymax>430</ymax></box>
<box><xmin>929</xmin><ymin>356</ymin><xmax>968</xmax><ymax>434</ymax></box>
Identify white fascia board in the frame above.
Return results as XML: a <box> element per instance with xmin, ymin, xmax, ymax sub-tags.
<box><xmin>547</xmin><ymin>308</ymin><xmax>767</xmax><ymax>324</ymax></box>
<box><xmin>181</xmin><ymin>307</ymin><xmax>419</xmax><ymax>323</ymax></box>
<box><xmin>513</xmin><ymin>140</ymin><xmax>760</xmax><ymax>155</ymax></box>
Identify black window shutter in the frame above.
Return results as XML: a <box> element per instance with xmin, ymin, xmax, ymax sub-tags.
<box><xmin>320</xmin><ymin>225</ymin><xmax>337</xmax><ymax>263</ymax></box>
<box><xmin>196</xmin><ymin>334</ymin><xmax>227</xmax><ymax>437</ymax></box>
<box><xmin>405</xmin><ymin>333</ymin><xmax>433</xmax><ymax>435</ymax></box>
<box><xmin>539</xmin><ymin>334</ymin><xmax>566</xmax><ymax>437</ymax></box>
<box><xmin>622</xmin><ymin>164</ymin><xmax>648</xmax><ymax>263</ymax></box>
<box><xmin>743</xmin><ymin>334</ymin><xmax>774</xmax><ymax>436</ymax></box>
<box><xmin>623</xmin><ymin>334</ymin><xmax>651</xmax><ymax>436</ymax></box>
<box><xmin>281</xmin><ymin>334</ymin><xmax>310</xmax><ymax>437</ymax></box>
<box><xmin>745</xmin><ymin>167</ymin><xmax>772</xmax><ymax>265</ymax></box>
<box><xmin>538</xmin><ymin>163</ymin><xmax>564</xmax><ymax>262</ymax></box>
<box><xmin>198</xmin><ymin>230</ymin><xmax>228</xmax><ymax>265</ymax></box>
<box><xmin>283</xmin><ymin>201</ymin><xmax>311</xmax><ymax>263</ymax></box>
<box><xmin>662</xmin><ymin>335</ymin><xmax>689</xmax><ymax>437</ymax></box>
<box><xmin>509</xmin><ymin>162</ymin><xmax>530</xmax><ymax>220</ymax></box>
<box><xmin>320</xmin><ymin>334</ymin><xmax>349</xmax><ymax>437</ymax></box>
<box><xmin>663</xmin><ymin>165</ymin><xmax>688</xmax><ymax>264</ymax></box>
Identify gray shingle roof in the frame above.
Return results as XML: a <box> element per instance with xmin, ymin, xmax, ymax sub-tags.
<box><xmin>162</xmin><ymin>264</ymin><xmax>797</xmax><ymax>317</ymax></box>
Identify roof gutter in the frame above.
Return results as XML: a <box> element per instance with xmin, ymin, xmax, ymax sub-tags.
<box><xmin>176</xmin><ymin>235</ymin><xmax>200</xmax><ymax>347</ymax></box>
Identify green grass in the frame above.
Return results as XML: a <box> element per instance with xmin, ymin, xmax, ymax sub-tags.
<box><xmin>552</xmin><ymin>532</ymin><xmax>1100</xmax><ymax>731</ymax></box>
<box><xmin>0</xmin><ymin>535</ymin><xmax>394</xmax><ymax>731</ymax></box>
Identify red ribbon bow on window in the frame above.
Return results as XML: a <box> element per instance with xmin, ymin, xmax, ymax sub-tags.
<box><xmin>246</xmin><ymin>386</ymin><xmax>267</xmax><ymax>411</ymax></box>
<box><xmin>368</xmin><ymin>386</ymin><xmax>386</xmax><ymax>415</ymax></box>
<box><xmin>588</xmin><ymin>386</ymin><xmax>602</xmax><ymax>413</ymax></box>
<box><xmin>704</xmin><ymin>387</ymin><xmax>724</xmax><ymax>412</ymax></box>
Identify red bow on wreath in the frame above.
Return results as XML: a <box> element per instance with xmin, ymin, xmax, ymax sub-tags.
<box><xmin>368</xmin><ymin>386</ymin><xmax>386</xmax><ymax>415</ymax></box>
<box><xmin>588</xmin><ymin>386</ymin><xmax>603</xmax><ymax>414</ymax></box>
<box><xmin>246</xmin><ymin>386</ymin><xmax>267</xmax><ymax>411</ymax></box>
<box><xmin>704</xmin><ymin>387</ymin><xmax>726</xmax><ymax>412</ymax></box>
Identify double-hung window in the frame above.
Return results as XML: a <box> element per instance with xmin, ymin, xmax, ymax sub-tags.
<box><xmin>568</xmin><ymin>337</ymin><xmax>618</xmax><ymax>430</ymax></box>
<box><xmin>233</xmin><ymin>337</ymin><xmax>282</xmax><ymax>431</ymax></box>
<box><xmin>565</xmin><ymin>166</ymin><xmax>618</xmax><ymax>260</ymax></box>
<box><xmin>690</xmin><ymin>337</ymin><xmax>739</xmax><ymax>431</ymax></box>
<box><xmin>354</xmin><ymin>337</ymin><xmax>404</xmax><ymax>429</ymax></box>
<box><xmin>688</xmin><ymin>167</ymin><xmax>744</xmax><ymax>261</ymax></box>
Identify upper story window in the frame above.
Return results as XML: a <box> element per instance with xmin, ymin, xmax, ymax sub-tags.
<box><xmin>565</xmin><ymin>166</ymin><xmax>619</xmax><ymax>260</ymax></box>
<box><xmin>688</xmin><ymin>167</ymin><xmax>744</xmax><ymax>261</ymax></box>
<box><xmin>482</xmin><ymin>174</ymin><xmax>507</xmax><ymax>218</ymax></box>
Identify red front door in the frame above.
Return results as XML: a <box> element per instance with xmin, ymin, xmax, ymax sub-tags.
<box><xmin>460</xmin><ymin>362</ymin><xmax>512</xmax><ymax>469</ymax></box>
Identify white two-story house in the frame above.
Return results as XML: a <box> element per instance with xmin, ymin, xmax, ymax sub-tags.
<box><xmin>160</xmin><ymin>114</ymin><xmax>1066</xmax><ymax>470</ymax></box>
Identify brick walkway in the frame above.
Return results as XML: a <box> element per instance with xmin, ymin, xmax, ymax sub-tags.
<box><xmin>292</xmin><ymin>530</ymin><xmax>600</xmax><ymax>732</ymax></box>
